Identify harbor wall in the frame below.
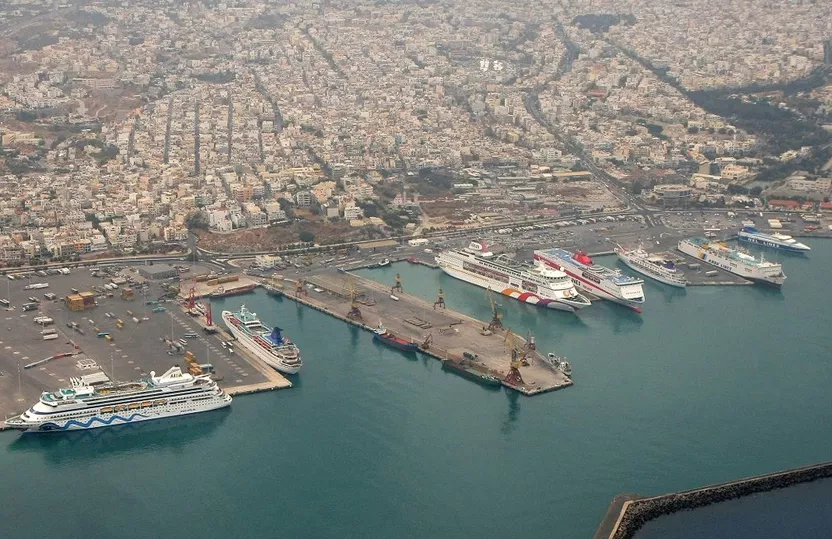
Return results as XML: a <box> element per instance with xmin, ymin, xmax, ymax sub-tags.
<box><xmin>602</xmin><ymin>461</ymin><xmax>832</xmax><ymax>539</ymax></box>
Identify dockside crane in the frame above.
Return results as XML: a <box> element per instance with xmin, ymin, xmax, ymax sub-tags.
<box><xmin>346</xmin><ymin>282</ymin><xmax>363</xmax><ymax>321</ymax></box>
<box><xmin>433</xmin><ymin>287</ymin><xmax>445</xmax><ymax>309</ymax></box>
<box><xmin>503</xmin><ymin>329</ymin><xmax>527</xmax><ymax>386</ymax></box>
<box><xmin>486</xmin><ymin>289</ymin><xmax>504</xmax><ymax>332</ymax></box>
<box><xmin>391</xmin><ymin>273</ymin><xmax>403</xmax><ymax>294</ymax></box>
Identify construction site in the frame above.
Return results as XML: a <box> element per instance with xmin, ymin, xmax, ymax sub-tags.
<box><xmin>264</xmin><ymin>270</ymin><xmax>573</xmax><ymax>395</ymax></box>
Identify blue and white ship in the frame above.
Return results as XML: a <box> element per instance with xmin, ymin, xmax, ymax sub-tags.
<box><xmin>222</xmin><ymin>305</ymin><xmax>302</xmax><ymax>374</ymax></box>
<box><xmin>738</xmin><ymin>227</ymin><xmax>810</xmax><ymax>253</ymax></box>
<box><xmin>4</xmin><ymin>366</ymin><xmax>231</xmax><ymax>433</ymax></box>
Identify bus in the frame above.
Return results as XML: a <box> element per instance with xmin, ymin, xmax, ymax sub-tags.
<box><xmin>183</xmin><ymin>332</ymin><xmax>198</xmax><ymax>339</ymax></box>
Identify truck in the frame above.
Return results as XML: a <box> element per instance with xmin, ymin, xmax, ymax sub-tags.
<box><xmin>33</xmin><ymin>317</ymin><xmax>54</xmax><ymax>326</ymax></box>
<box><xmin>42</xmin><ymin>334</ymin><xmax>59</xmax><ymax>341</ymax></box>
<box><xmin>24</xmin><ymin>283</ymin><xmax>49</xmax><ymax>290</ymax></box>
<box><xmin>22</xmin><ymin>303</ymin><xmax>38</xmax><ymax>312</ymax></box>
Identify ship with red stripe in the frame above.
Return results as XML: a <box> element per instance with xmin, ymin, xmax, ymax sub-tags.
<box><xmin>435</xmin><ymin>242</ymin><xmax>591</xmax><ymax>312</ymax></box>
<box><xmin>533</xmin><ymin>248</ymin><xmax>645</xmax><ymax>312</ymax></box>
<box><xmin>221</xmin><ymin>305</ymin><xmax>302</xmax><ymax>374</ymax></box>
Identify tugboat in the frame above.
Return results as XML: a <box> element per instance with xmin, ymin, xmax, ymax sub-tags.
<box><xmin>372</xmin><ymin>323</ymin><xmax>419</xmax><ymax>353</ymax></box>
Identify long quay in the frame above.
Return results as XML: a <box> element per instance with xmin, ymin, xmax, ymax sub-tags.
<box><xmin>271</xmin><ymin>272</ymin><xmax>573</xmax><ymax>396</ymax></box>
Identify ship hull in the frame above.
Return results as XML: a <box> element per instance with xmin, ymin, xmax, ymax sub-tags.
<box><xmin>211</xmin><ymin>284</ymin><xmax>256</xmax><ymax>298</ymax></box>
<box><xmin>13</xmin><ymin>396</ymin><xmax>231</xmax><ymax>433</ymax></box>
<box><xmin>373</xmin><ymin>333</ymin><xmax>419</xmax><ymax>352</ymax></box>
<box><xmin>441</xmin><ymin>361</ymin><xmax>502</xmax><ymax>387</ymax></box>
<box><xmin>437</xmin><ymin>263</ymin><xmax>583</xmax><ymax>312</ymax></box>
<box><xmin>222</xmin><ymin>312</ymin><xmax>302</xmax><ymax>374</ymax></box>
<box><xmin>738</xmin><ymin>233</ymin><xmax>810</xmax><ymax>253</ymax></box>
<box><xmin>617</xmin><ymin>253</ymin><xmax>687</xmax><ymax>288</ymax></box>
<box><xmin>533</xmin><ymin>253</ymin><xmax>645</xmax><ymax>312</ymax></box>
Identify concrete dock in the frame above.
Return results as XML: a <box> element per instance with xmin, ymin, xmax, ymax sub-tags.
<box><xmin>270</xmin><ymin>272</ymin><xmax>573</xmax><ymax>396</ymax></box>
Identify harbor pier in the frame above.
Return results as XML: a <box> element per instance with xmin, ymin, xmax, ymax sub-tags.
<box><xmin>267</xmin><ymin>272</ymin><xmax>573</xmax><ymax>396</ymax></box>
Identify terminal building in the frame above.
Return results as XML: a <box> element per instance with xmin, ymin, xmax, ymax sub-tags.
<box><xmin>136</xmin><ymin>263</ymin><xmax>178</xmax><ymax>280</ymax></box>
<box><xmin>653</xmin><ymin>184</ymin><xmax>693</xmax><ymax>207</ymax></box>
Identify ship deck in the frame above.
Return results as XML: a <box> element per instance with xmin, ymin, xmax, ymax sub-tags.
<box><xmin>275</xmin><ymin>272</ymin><xmax>573</xmax><ymax>396</ymax></box>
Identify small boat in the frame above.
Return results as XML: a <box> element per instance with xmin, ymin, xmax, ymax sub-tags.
<box><xmin>545</xmin><ymin>352</ymin><xmax>572</xmax><ymax>378</ymax></box>
<box><xmin>390</xmin><ymin>295</ymin><xmax>399</xmax><ymax>301</ymax></box>
<box><xmin>372</xmin><ymin>323</ymin><xmax>419</xmax><ymax>352</ymax></box>
<box><xmin>377</xmin><ymin>258</ymin><xmax>391</xmax><ymax>268</ymax></box>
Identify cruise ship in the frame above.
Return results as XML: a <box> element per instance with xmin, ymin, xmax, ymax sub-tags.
<box><xmin>615</xmin><ymin>246</ymin><xmax>688</xmax><ymax>288</ymax></box>
<box><xmin>677</xmin><ymin>237</ymin><xmax>786</xmax><ymax>286</ymax></box>
<box><xmin>738</xmin><ymin>226</ymin><xmax>811</xmax><ymax>253</ymax></box>
<box><xmin>4</xmin><ymin>366</ymin><xmax>231</xmax><ymax>433</ymax></box>
<box><xmin>533</xmin><ymin>249</ymin><xmax>645</xmax><ymax>312</ymax></box>
<box><xmin>435</xmin><ymin>242</ymin><xmax>591</xmax><ymax>312</ymax></box>
<box><xmin>222</xmin><ymin>305</ymin><xmax>302</xmax><ymax>374</ymax></box>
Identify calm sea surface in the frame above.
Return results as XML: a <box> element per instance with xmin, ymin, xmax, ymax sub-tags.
<box><xmin>2</xmin><ymin>241</ymin><xmax>830</xmax><ymax>539</ymax></box>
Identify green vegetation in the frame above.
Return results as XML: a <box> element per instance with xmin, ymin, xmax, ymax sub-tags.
<box><xmin>193</xmin><ymin>70</ymin><xmax>236</xmax><ymax>84</ymax></box>
<box><xmin>298</xmin><ymin>230</ymin><xmax>315</xmax><ymax>243</ymax></box>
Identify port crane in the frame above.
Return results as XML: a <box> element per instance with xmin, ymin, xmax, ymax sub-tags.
<box><xmin>486</xmin><ymin>288</ymin><xmax>504</xmax><ymax>332</ymax></box>
<box><xmin>433</xmin><ymin>287</ymin><xmax>445</xmax><ymax>309</ymax></box>
<box><xmin>391</xmin><ymin>273</ymin><xmax>403</xmax><ymax>294</ymax></box>
<box><xmin>503</xmin><ymin>329</ymin><xmax>527</xmax><ymax>386</ymax></box>
<box><xmin>346</xmin><ymin>281</ymin><xmax>363</xmax><ymax>321</ymax></box>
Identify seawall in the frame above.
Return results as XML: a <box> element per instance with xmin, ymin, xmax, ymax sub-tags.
<box><xmin>600</xmin><ymin>461</ymin><xmax>832</xmax><ymax>539</ymax></box>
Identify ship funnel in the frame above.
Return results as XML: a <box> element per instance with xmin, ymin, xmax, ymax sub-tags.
<box><xmin>271</xmin><ymin>327</ymin><xmax>284</xmax><ymax>344</ymax></box>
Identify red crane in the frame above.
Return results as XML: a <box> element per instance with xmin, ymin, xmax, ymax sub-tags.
<box><xmin>204</xmin><ymin>301</ymin><xmax>213</xmax><ymax>326</ymax></box>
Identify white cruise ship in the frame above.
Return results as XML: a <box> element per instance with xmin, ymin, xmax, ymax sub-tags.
<box><xmin>738</xmin><ymin>227</ymin><xmax>811</xmax><ymax>253</ymax></box>
<box><xmin>222</xmin><ymin>305</ymin><xmax>302</xmax><ymax>374</ymax></box>
<box><xmin>616</xmin><ymin>246</ymin><xmax>688</xmax><ymax>288</ymax></box>
<box><xmin>435</xmin><ymin>242</ymin><xmax>591</xmax><ymax>312</ymax></box>
<box><xmin>677</xmin><ymin>237</ymin><xmax>786</xmax><ymax>286</ymax></box>
<box><xmin>4</xmin><ymin>366</ymin><xmax>230</xmax><ymax>433</ymax></box>
<box><xmin>534</xmin><ymin>248</ymin><xmax>645</xmax><ymax>312</ymax></box>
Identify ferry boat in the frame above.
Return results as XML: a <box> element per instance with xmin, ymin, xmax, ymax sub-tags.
<box><xmin>222</xmin><ymin>305</ymin><xmax>302</xmax><ymax>374</ymax></box>
<box><xmin>615</xmin><ymin>246</ymin><xmax>688</xmax><ymax>288</ymax></box>
<box><xmin>677</xmin><ymin>237</ymin><xmax>786</xmax><ymax>286</ymax></box>
<box><xmin>4</xmin><ymin>366</ymin><xmax>231</xmax><ymax>433</ymax></box>
<box><xmin>533</xmin><ymin>248</ymin><xmax>645</xmax><ymax>312</ymax></box>
<box><xmin>738</xmin><ymin>227</ymin><xmax>811</xmax><ymax>253</ymax></box>
<box><xmin>373</xmin><ymin>323</ymin><xmax>419</xmax><ymax>352</ymax></box>
<box><xmin>435</xmin><ymin>242</ymin><xmax>591</xmax><ymax>312</ymax></box>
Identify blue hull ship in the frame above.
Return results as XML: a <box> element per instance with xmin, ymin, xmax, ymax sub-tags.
<box><xmin>738</xmin><ymin>227</ymin><xmax>810</xmax><ymax>253</ymax></box>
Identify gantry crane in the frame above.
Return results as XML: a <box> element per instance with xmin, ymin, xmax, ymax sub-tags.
<box><xmin>486</xmin><ymin>288</ymin><xmax>504</xmax><ymax>332</ymax></box>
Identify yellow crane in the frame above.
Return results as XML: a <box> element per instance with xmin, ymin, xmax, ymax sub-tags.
<box><xmin>346</xmin><ymin>281</ymin><xmax>362</xmax><ymax>321</ymax></box>
<box><xmin>503</xmin><ymin>328</ymin><xmax>527</xmax><ymax>386</ymax></box>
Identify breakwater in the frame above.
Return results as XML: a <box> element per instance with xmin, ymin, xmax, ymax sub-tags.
<box><xmin>601</xmin><ymin>461</ymin><xmax>832</xmax><ymax>539</ymax></box>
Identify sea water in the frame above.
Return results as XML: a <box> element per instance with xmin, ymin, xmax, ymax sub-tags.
<box><xmin>1</xmin><ymin>242</ymin><xmax>830</xmax><ymax>539</ymax></box>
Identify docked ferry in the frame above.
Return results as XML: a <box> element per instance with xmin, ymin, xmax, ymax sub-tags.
<box><xmin>435</xmin><ymin>242</ymin><xmax>591</xmax><ymax>312</ymax></box>
<box><xmin>615</xmin><ymin>246</ymin><xmax>688</xmax><ymax>288</ymax></box>
<box><xmin>4</xmin><ymin>366</ymin><xmax>231</xmax><ymax>433</ymax></box>
<box><xmin>533</xmin><ymin>248</ymin><xmax>645</xmax><ymax>312</ymax></box>
<box><xmin>738</xmin><ymin>226</ymin><xmax>811</xmax><ymax>253</ymax></box>
<box><xmin>222</xmin><ymin>305</ymin><xmax>302</xmax><ymax>374</ymax></box>
<box><xmin>677</xmin><ymin>237</ymin><xmax>786</xmax><ymax>286</ymax></box>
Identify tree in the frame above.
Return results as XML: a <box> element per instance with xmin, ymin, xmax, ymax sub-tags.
<box><xmin>631</xmin><ymin>181</ymin><xmax>644</xmax><ymax>195</ymax></box>
<box><xmin>749</xmin><ymin>186</ymin><xmax>763</xmax><ymax>196</ymax></box>
<box><xmin>298</xmin><ymin>230</ymin><xmax>314</xmax><ymax>243</ymax></box>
